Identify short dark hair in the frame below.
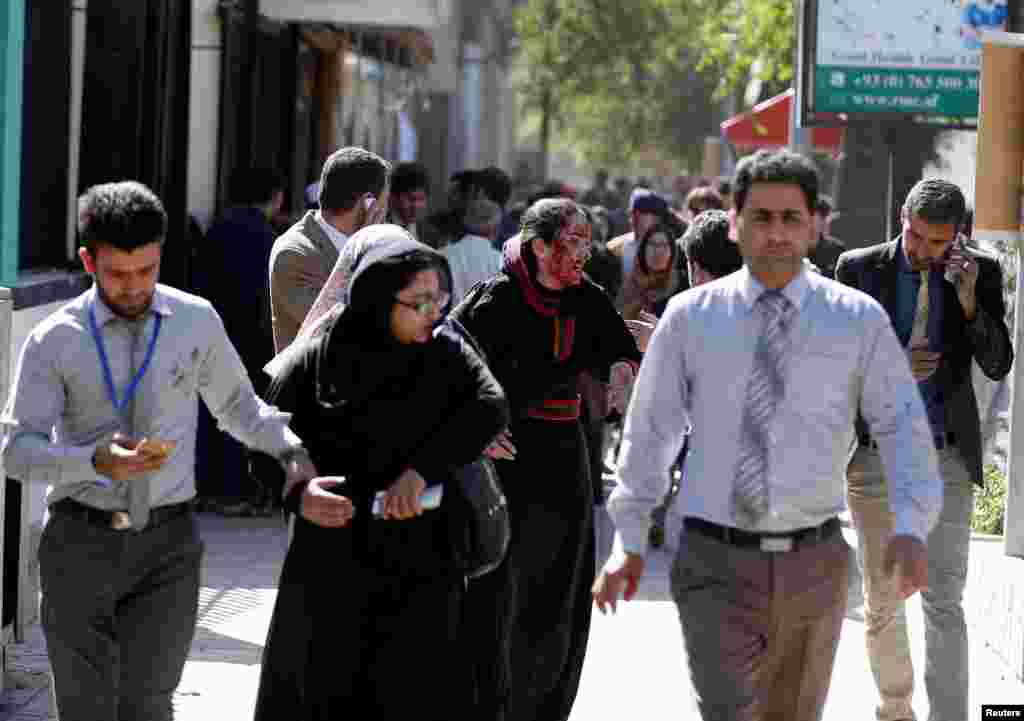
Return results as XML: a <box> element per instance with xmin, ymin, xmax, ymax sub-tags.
<box><xmin>318</xmin><ymin>147</ymin><xmax>391</xmax><ymax>213</ymax></box>
<box><xmin>477</xmin><ymin>166</ymin><xmax>512</xmax><ymax>208</ymax></box>
<box><xmin>682</xmin><ymin>210</ymin><xmax>743</xmax><ymax>279</ymax></box>
<box><xmin>732</xmin><ymin>149</ymin><xmax>819</xmax><ymax>214</ymax></box>
<box><xmin>390</xmin><ymin>162</ymin><xmax>429</xmax><ymax>197</ymax></box>
<box><xmin>903</xmin><ymin>179</ymin><xmax>966</xmax><ymax>229</ymax></box>
<box><xmin>78</xmin><ymin>181</ymin><xmax>167</xmax><ymax>255</ymax></box>
<box><xmin>636</xmin><ymin>224</ymin><xmax>677</xmax><ymax>275</ymax></box>
<box><xmin>230</xmin><ymin>166</ymin><xmax>283</xmax><ymax>206</ymax></box>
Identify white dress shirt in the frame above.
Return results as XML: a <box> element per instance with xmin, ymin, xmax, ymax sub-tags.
<box><xmin>608</xmin><ymin>267</ymin><xmax>943</xmax><ymax>555</ymax></box>
<box><xmin>442</xmin><ymin>234</ymin><xmax>503</xmax><ymax>303</ymax></box>
<box><xmin>315</xmin><ymin>210</ymin><xmax>350</xmax><ymax>253</ymax></box>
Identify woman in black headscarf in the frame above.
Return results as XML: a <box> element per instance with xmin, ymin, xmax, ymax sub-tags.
<box><xmin>253</xmin><ymin>225</ymin><xmax>509</xmax><ymax>721</ymax></box>
<box><xmin>451</xmin><ymin>198</ymin><xmax>643</xmax><ymax>720</ymax></box>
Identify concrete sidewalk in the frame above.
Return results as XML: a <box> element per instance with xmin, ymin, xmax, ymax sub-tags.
<box><xmin>2</xmin><ymin>509</ymin><xmax>1022</xmax><ymax>720</ymax></box>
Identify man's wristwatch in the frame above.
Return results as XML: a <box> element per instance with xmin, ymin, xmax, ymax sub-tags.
<box><xmin>278</xmin><ymin>445</ymin><xmax>310</xmax><ymax>469</ymax></box>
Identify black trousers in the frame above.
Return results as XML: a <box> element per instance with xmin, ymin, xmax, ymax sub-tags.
<box><xmin>38</xmin><ymin>507</ymin><xmax>204</xmax><ymax>721</ymax></box>
<box><xmin>255</xmin><ymin>515</ymin><xmax>468</xmax><ymax>721</ymax></box>
<box><xmin>463</xmin><ymin>420</ymin><xmax>594</xmax><ymax>721</ymax></box>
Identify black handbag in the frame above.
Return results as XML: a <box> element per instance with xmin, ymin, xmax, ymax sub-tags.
<box><xmin>446</xmin><ymin>455</ymin><xmax>510</xmax><ymax>578</ymax></box>
<box><xmin>441</xmin><ymin>316</ymin><xmax>511</xmax><ymax>579</ymax></box>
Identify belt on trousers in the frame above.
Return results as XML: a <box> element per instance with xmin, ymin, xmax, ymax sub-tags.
<box><xmin>523</xmin><ymin>396</ymin><xmax>582</xmax><ymax>422</ymax></box>
<box><xmin>684</xmin><ymin>516</ymin><xmax>840</xmax><ymax>553</ymax></box>
<box><xmin>859</xmin><ymin>431</ymin><xmax>954</xmax><ymax>451</ymax></box>
<box><xmin>50</xmin><ymin>498</ymin><xmax>191</xmax><ymax>531</ymax></box>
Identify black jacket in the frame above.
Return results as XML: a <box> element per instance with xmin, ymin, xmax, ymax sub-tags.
<box><xmin>263</xmin><ymin>314</ymin><xmax>509</xmax><ymax>536</ymax></box>
<box><xmin>835</xmin><ymin>238</ymin><xmax>1013</xmax><ymax>486</ymax></box>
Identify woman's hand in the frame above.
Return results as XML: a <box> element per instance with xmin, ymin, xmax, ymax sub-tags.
<box><xmin>607</xmin><ymin>361</ymin><xmax>636</xmax><ymax>416</ymax></box>
<box><xmin>382</xmin><ymin>468</ymin><xmax>427</xmax><ymax>520</ymax></box>
<box><xmin>624</xmin><ymin>318</ymin><xmax>655</xmax><ymax>353</ymax></box>
<box><xmin>484</xmin><ymin>430</ymin><xmax>517</xmax><ymax>461</ymax></box>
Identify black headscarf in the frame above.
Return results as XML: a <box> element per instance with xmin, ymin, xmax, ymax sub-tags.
<box><xmin>316</xmin><ymin>243</ymin><xmax>451</xmax><ymax>409</ymax></box>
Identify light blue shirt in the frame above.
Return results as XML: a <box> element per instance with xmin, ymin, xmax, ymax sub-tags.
<box><xmin>0</xmin><ymin>284</ymin><xmax>303</xmax><ymax>511</ymax></box>
<box><xmin>608</xmin><ymin>266</ymin><xmax>943</xmax><ymax>555</ymax></box>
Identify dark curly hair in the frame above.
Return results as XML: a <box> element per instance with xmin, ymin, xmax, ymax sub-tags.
<box><xmin>77</xmin><ymin>181</ymin><xmax>167</xmax><ymax>255</ymax></box>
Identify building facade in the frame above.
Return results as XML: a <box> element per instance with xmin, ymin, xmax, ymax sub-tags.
<box><xmin>0</xmin><ymin>0</ymin><xmax>525</xmax><ymax>668</ymax></box>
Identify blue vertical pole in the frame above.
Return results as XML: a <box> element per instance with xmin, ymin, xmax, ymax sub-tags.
<box><xmin>0</xmin><ymin>0</ymin><xmax>24</xmax><ymax>287</ymax></box>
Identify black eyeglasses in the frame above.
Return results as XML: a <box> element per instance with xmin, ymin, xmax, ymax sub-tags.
<box><xmin>394</xmin><ymin>293</ymin><xmax>450</xmax><ymax>315</ymax></box>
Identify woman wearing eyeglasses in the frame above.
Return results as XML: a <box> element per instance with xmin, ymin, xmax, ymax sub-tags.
<box><xmin>619</xmin><ymin>223</ymin><xmax>684</xmax><ymax>322</ymax></box>
<box><xmin>451</xmin><ymin>198</ymin><xmax>643</xmax><ymax>720</ymax></box>
<box><xmin>253</xmin><ymin>224</ymin><xmax>509</xmax><ymax>721</ymax></box>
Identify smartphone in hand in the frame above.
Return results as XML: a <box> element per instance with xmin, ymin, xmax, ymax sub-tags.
<box><xmin>942</xmin><ymin>233</ymin><xmax>969</xmax><ymax>286</ymax></box>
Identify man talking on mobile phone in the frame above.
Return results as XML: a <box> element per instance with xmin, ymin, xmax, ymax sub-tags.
<box><xmin>269</xmin><ymin>147</ymin><xmax>392</xmax><ymax>353</ymax></box>
<box><xmin>835</xmin><ymin>178</ymin><xmax>1013</xmax><ymax>721</ymax></box>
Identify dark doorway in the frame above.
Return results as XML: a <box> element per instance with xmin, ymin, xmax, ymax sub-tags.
<box><xmin>79</xmin><ymin>0</ymin><xmax>192</xmax><ymax>289</ymax></box>
<box><xmin>218</xmin><ymin>6</ymin><xmax>318</xmax><ymax>221</ymax></box>
<box><xmin>19</xmin><ymin>0</ymin><xmax>71</xmax><ymax>271</ymax></box>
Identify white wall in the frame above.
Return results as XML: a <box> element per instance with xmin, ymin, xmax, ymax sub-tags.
<box><xmin>188</xmin><ymin>0</ymin><xmax>222</xmax><ymax>230</ymax></box>
<box><xmin>924</xmin><ymin>130</ymin><xmax>978</xmax><ymax>208</ymax></box>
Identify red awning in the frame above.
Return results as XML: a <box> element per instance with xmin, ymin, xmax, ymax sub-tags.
<box><xmin>721</xmin><ymin>89</ymin><xmax>843</xmax><ymax>153</ymax></box>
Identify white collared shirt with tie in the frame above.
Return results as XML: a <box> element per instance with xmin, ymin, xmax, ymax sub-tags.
<box><xmin>608</xmin><ymin>266</ymin><xmax>943</xmax><ymax>556</ymax></box>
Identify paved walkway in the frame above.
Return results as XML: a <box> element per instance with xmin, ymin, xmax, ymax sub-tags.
<box><xmin>2</xmin><ymin>509</ymin><xmax>1022</xmax><ymax>720</ymax></box>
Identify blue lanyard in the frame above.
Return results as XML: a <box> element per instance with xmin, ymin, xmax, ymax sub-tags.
<box><xmin>88</xmin><ymin>302</ymin><xmax>162</xmax><ymax>415</ymax></box>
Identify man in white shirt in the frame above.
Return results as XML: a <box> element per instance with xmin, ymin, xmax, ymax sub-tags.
<box><xmin>593</xmin><ymin>149</ymin><xmax>943</xmax><ymax>721</ymax></box>
<box><xmin>442</xmin><ymin>196</ymin><xmax>503</xmax><ymax>303</ymax></box>
<box><xmin>269</xmin><ymin>147</ymin><xmax>390</xmax><ymax>352</ymax></box>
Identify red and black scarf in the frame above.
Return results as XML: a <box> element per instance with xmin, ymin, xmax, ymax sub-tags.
<box><xmin>502</xmin><ymin>234</ymin><xmax>575</xmax><ymax>362</ymax></box>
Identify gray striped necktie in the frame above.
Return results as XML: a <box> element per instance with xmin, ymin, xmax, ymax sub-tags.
<box><xmin>127</xmin><ymin>317</ymin><xmax>150</xmax><ymax>530</ymax></box>
<box><xmin>732</xmin><ymin>289</ymin><xmax>796</xmax><ymax>527</ymax></box>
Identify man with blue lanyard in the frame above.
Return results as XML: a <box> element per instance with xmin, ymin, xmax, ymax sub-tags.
<box><xmin>0</xmin><ymin>181</ymin><xmax>354</xmax><ymax>721</ymax></box>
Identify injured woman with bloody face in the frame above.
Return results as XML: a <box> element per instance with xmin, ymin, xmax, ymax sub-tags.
<box><xmin>450</xmin><ymin>198</ymin><xmax>643</xmax><ymax>720</ymax></box>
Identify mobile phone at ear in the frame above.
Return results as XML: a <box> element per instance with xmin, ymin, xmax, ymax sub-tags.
<box><xmin>944</xmin><ymin>233</ymin><xmax>967</xmax><ymax>285</ymax></box>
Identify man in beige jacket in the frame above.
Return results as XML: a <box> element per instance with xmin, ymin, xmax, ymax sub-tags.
<box><xmin>269</xmin><ymin>147</ymin><xmax>391</xmax><ymax>352</ymax></box>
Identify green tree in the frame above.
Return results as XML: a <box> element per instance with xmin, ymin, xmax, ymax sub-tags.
<box><xmin>514</xmin><ymin>0</ymin><xmax>727</xmax><ymax>171</ymax></box>
<box><xmin>513</xmin><ymin>0</ymin><xmax>801</xmax><ymax>173</ymax></box>
<box><xmin>691</xmin><ymin>0</ymin><xmax>796</xmax><ymax>102</ymax></box>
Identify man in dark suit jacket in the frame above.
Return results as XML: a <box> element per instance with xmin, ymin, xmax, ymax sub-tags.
<box><xmin>197</xmin><ymin>167</ymin><xmax>283</xmax><ymax>515</ymax></box>
<box><xmin>269</xmin><ymin>147</ymin><xmax>390</xmax><ymax>353</ymax></box>
<box><xmin>835</xmin><ymin>179</ymin><xmax>1012</xmax><ymax>721</ymax></box>
<box><xmin>810</xmin><ymin>194</ymin><xmax>846</xmax><ymax>278</ymax></box>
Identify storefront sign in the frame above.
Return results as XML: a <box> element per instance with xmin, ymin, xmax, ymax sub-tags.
<box><xmin>802</xmin><ymin>0</ymin><xmax>1007</xmax><ymax>120</ymax></box>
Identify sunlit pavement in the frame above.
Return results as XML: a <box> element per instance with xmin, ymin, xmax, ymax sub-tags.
<box><xmin>4</xmin><ymin>509</ymin><xmax>1022</xmax><ymax>720</ymax></box>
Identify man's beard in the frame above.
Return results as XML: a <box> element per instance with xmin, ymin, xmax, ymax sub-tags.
<box><xmin>98</xmin><ymin>283</ymin><xmax>153</xmax><ymax>320</ymax></box>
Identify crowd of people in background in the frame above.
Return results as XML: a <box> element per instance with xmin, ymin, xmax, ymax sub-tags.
<box><xmin>4</xmin><ymin>137</ymin><xmax>1010</xmax><ymax>721</ymax></box>
<box><xmin>189</xmin><ymin>157</ymin><xmax>747</xmax><ymax>518</ymax></box>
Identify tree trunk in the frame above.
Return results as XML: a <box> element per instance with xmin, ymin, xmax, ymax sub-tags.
<box><xmin>539</xmin><ymin>84</ymin><xmax>552</xmax><ymax>182</ymax></box>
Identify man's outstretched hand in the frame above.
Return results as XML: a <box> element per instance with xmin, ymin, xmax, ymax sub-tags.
<box><xmin>592</xmin><ymin>552</ymin><xmax>645</xmax><ymax>615</ymax></box>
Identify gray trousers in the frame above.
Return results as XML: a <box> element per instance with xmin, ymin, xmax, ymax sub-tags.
<box><xmin>671</xmin><ymin>523</ymin><xmax>851</xmax><ymax>721</ymax></box>
<box><xmin>38</xmin><ymin>506</ymin><xmax>204</xmax><ymax>721</ymax></box>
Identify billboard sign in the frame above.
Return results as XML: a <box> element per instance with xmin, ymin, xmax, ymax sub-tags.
<box><xmin>800</xmin><ymin>0</ymin><xmax>1007</xmax><ymax>122</ymax></box>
